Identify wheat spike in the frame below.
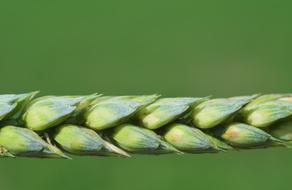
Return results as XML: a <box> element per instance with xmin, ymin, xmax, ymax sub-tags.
<box><xmin>0</xmin><ymin>92</ymin><xmax>291</xmax><ymax>159</ymax></box>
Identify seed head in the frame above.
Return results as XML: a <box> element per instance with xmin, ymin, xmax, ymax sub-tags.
<box><xmin>192</xmin><ymin>95</ymin><xmax>257</xmax><ymax>129</ymax></box>
<box><xmin>111</xmin><ymin>124</ymin><xmax>180</xmax><ymax>154</ymax></box>
<box><xmin>85</xmin><ymin>95</ymin><xmax>159</xmax><ymax>130</ymax></box>
<box><xmin>0</xmin><ymin>125</ymin><xmax>69</xmax><ymax>158</ymax></box>
<box><xmin>54</xmin><ymin>124</ymin><xmax>129</xmax><ymax>157</ymax></box>
<box><xmin>221</xmin><ymin>122</ymin><xmax>283</xmax><ymax>148</ymax></box>
<box><xmin>137</xmin><ymin>97</ymin><xmax>207</xmax><ymax>129</ymax></box>
<box><xmin>23</xmin><ymin>95</ymin><xmax>97</xmax><ymax>131</ymax></box>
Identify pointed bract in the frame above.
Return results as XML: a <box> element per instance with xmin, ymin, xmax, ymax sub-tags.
<box><xmin>206</xmin><ymin>135</ymin><xmax>233</xmax><ymax>151</ymax></box>
<box><xmin>245</xmin><ymin>99</ymin><xmax>292</xmax><ymax>128</ymax></box>
<box><xmin>85</xmin><ymin>95</ymin><xmax>159</xmax><ymax>130</ymax></box>
<box><xmin>0</xmin><ymin>92</ymin><xmax>39</xmax><ymax>122</ymax></box>
<box><xmin>269</xmin><ymin>120</ymin><xmax>292</xmax><ymax>141</ymax></box>
<box><xmin>0</xmin><ymin>126</ymin><xmax>69</xmax><ymax>158</ymax></box>
<box><xmin>54</xmin><ymin>124</ymin><xmax>129</xmax><ymax>157</ymax></box>
<box><xmin>137</xmin><ymin>97</ymin><xmax>208</xmax><ymax>129</ymax></box>
<box><xmin>23</xmin><ymin>95</ymin><xmax>97</xmax><ymax>131</ymax></box>
<box><xmin>111</xmin><ymin>124</ymin><xmax>180</xmax><ymax>154</ymax></box>
<box><xmin>193</xmin><ymin>95</ymin><xmax>257</xmax><ymax>129</ymax></box>
<box><xmin>0</xmin><ymin>145</ymin><xmax>15</xmax><ymax>158</ymax></box>
<box><xmin>67</xmin><ymin>94</ymin><xmax>100</xmax><ymax>124</ymax></box>
<box><xmin>242</xmin><ymin>94</ymin><xmax>285</xmax><ymax>114</ymax></box>
<box><xmin>163</xmin><ymin>123</ymin><xmax>217</xmax><ymax>153</ymax></box>
<box><xmin>221</xmin><ymin>123</ymin><xmax>283</xmax><ymax>148</ymax></box>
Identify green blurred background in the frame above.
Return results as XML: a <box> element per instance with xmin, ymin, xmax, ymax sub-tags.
<box><xmin>0</xmin><ymin>0</ymin><xmax>291</xmax><ymax>190</ymax></box>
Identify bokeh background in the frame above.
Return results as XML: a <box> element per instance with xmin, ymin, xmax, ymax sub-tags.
<box><xmin>0</xmin><ymin>1</ymin><xmax>291</xmax><ymax>190</ymax></box>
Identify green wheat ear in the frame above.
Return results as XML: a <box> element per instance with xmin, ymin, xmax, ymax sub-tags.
<box><xmin>0</xmin><ymin>92</ymin><xmax>291</xmax><ymax>159</ymax></box>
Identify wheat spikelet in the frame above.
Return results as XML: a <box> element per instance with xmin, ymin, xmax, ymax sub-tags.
<box><xmin>0</xmin><ymin>92</ymin><xmax>291</xmax><ymax>159</ymax></box>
